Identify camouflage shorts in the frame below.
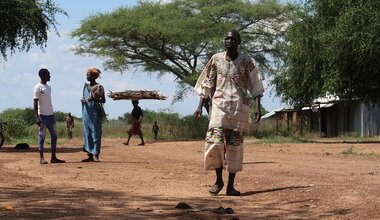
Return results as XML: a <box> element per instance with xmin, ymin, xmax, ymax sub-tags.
<box><xmin>205</xmin><ymin>127</ymin><xmax>244</xmax><ymax>146</ymax></box>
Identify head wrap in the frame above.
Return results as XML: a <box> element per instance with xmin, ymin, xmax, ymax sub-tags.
<box><xmin>87</xmin><ymin>67</ymin><xmax>101</xmax><ymax>78</ymax></box>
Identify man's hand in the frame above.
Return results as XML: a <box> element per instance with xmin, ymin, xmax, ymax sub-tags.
<box><xmin>194</xmin><ymin>108</ymin><xmax>202</xmax><ymax>118</ymax></box>
<box><xmin>35</xmin><ymin>117</ymin><xmax>41</xmax><ymax>126</ymax></box>
<box><xmin>254</xmin><ymin>109</ymin><xmax>261</xmax><ymax>123</ymax></box>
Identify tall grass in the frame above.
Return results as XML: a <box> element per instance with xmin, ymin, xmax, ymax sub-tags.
<box><xmin>0</xmin><ymin>108</ymin><xmax>210</xmax><ymax>145</ymax></box>
<box><xmin>3</xmin><ymin>107</ymin><xmax>379</xmax><ymax>146</ymax></box>
<box><xmin>341</xmin><ymin>146</ymin><xmax>379</xmax><ymax>157</ymax></box>
<box><xmin>250</xmin><ymin>120</ymin><xmax>319</xmax><ymax>143</ymax></box>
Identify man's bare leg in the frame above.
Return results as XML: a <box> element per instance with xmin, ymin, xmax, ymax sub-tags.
<box><xmin>209</xmin><ymin>166</ymin><xmax>224</xmax><ymax>194</ymax></box>
<box><xmin>138</xmin><ymin>133</ymin><xmax>145</xmax><ymax>146</ymax></box>
<box><xmin>39</xmin><ymin>151</ymin><xmax>48</xmax><ymax>164</ymax></box>
<box><xmin>226</xmin><ymin>172</ymin><xmax>240</xmax><ymax>196</ymax></box>
<box><xmin>124</xmin><ymin>133</ymin><xmax>132</xmax><ymax>145</ymax></box>
<box><xmin>50</xmin><ymin>149</ymin><xmax>65</xmax><ymax>163</ymax></box>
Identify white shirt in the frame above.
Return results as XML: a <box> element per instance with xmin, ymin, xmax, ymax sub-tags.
<box><xmin>33</xmin><ymin>82</ymin><xmax>54</xmax><ymax>115</ymax></box>
<box><xmin>194</xmin><ymin>52</ymin><xmax>264</xmax><ymax>132</ymax></box>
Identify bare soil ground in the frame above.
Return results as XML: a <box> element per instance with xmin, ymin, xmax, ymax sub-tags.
<box><xmin>0</xmin><ymin>138</ymin><xmax>379</xmax><ymax>219</ymax></box>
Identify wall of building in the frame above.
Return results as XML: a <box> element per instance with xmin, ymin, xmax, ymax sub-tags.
<box><xmin>262</xmin><ymin>101</ymin><xmax>380</xmax><ymax>137</ymax></box>
<box><xmin>361</xmin><ymin>103</ymin><xmax>380</xmax><ymax>136</ymax></box>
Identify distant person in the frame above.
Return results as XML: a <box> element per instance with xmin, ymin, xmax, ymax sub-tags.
<box><xmin>194</xmin><ymin>29</ymin><xmax>264</xmax><ymax>196</ymax></box>
<box><xmin>124</xmin><ymin>100</ymin><xmax>145</xmax><ymax>146</ymax></box>
<box><xmin>66</xmin><ymin>112</ymin><xmax>74</xmax><ymax>139</ymax></box>
<box><xmin>152</xmin><ymin>121</ymin><xmax>160</xmax><ymax>140</ymax></box>
<box><xmin>81</xmin><ymin>67</ymin><xmax>106</xmax><ymax>162</ymax></box>
<box><xmin>33</xmin><ymin>68</ymin><xmax>65</xmax><ymax>164</ymax></box>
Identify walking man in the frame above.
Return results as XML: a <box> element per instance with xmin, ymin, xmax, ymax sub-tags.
<box><xmin>194</xmin><ymin>29</ymin><xmax>264</xmax><ymax>196</ymax></box>
<box><xmin>152</xmin><ymin>121</ymin><xmax>159</xmax><ymax>140</ymax></box>
<box><xmin>66</xmin><ymin>112</ymin><xmax>74</xmax><ymax>139</ymax></box>
<box><xmin>124</xmin><ymin>100</ymin><xmax>145</xmax><ymax>146</ymax></box>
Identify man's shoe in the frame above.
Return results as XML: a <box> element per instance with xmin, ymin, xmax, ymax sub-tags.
<box><xmin>209</xmin><ymin>182</ymin><xmax>224</xmax><ymax>195</ymax></box>
<box><xmin>40</xmin><ymin>158</ymin><xmax>48</xmax><ymax>164</ymax></box>
<box><xmin>226</xmin><ymin>188</ymin><xmax>241</xmax><ymax>196</ymax></box>
<box><xmin>51</xmin><ymin>158</ymin><xmax>65</xmax><ymax>163</ymax></box>
<box><xmin>81</xmin><ymin>157</ymin><xmax>94</xmax><ymax>162</ymax></box>
<box><xmin>93</xmin><ymin>155</ymin><xmax>100</xmax><ymax>162</ymax></box>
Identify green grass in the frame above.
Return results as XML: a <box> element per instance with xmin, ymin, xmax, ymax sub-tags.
<box><xmin>248</xmin><ymin>135</ymin><xmax>313</xmax><ymax>144</ymax></box>
<box><xmin>3</xmin><ymin>108</ymin><xmax>380</xmax><ymax>147</ymax></box>
<box><xmin>341</xmin><ymin>146</ymin><xmax>379</xmax><ymax>157</ymax></box>
<box><xmin>342</xmin><ymin>146</ymin><xmax>357</xmax><ymax>156</ymax></box>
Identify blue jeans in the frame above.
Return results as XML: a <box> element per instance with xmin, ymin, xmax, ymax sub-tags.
<box><xmin>38</xmin><ymin>115</ymin><xmax>57</xmax><ymax>151</ymax></box>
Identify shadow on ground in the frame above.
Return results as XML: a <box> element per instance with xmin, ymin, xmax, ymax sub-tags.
<box><xmin>0</xmin><ymin>146</ymin><xmax>83</xmax><ymax>153</ymax></box>
<box><xmin>0</xmin><ymin>185</ymin><xmax>342</xmax><ymax>219</ymax></box>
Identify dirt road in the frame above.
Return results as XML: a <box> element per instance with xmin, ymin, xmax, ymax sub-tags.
<box><xmin>0</xmin><ymin>138</ymin><xmax>379</xmax><ymax>219</ymax></box>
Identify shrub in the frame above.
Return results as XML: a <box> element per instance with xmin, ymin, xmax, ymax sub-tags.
<box><xmin>0</xmin><ymin>109</ymin><xmax>33</xmax><ymax>140</ymax></box>
<box><xmin>0</xmin><ymin>108</ymin><xmax>35</xmax><ymax>125</ymax></box>
<box><xmin>2</xmin><ymin>117</ymin><xmax>31</xmax><ymax>140</ymax></box>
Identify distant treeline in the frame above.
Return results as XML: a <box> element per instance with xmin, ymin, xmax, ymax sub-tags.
<box><xmin>0</xmin><ymin>104</ymin><xmax>268</xmax><ymax>145</ymax></box>
<box><xmin>0</xmin><ymin>108</ymin><xmax>209</xmax><ymax>144</ymax></box>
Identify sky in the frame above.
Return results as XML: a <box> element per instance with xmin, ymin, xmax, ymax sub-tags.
<box><xmin>0</xmin><ymin>0</ymin><xmax>282</xmax><ymax>119</ymax></box>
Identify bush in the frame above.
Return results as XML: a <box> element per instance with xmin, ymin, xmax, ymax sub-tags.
<box><xmin>2</xmin><ymin>117</ymin><xmax>31</xmax><ymax>140</ymax></box>
<box><xmin>177</xmin><ymin>115</ymin><xmax>209</xmax><ymax>140</ymax></box>
<box><xmin>0</xmin><ymin>108</ymin><xmax>83</xmax><ymax>143</ymax></box>
<box><xmin>2</xmin><ymin>107</ymin><xmax>295</xmax><ymax>143</ymax></box>
<box><xmin>0</xmin><ymin>109</ymin><xmax>32</xmax><ymax>140</ymax></box>
<box><xmin>0</xmin><ymin>108</ymin><xmax>35</xmax><ymax>125</ymax></box>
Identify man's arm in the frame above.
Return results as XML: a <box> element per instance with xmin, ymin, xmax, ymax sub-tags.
<box><xmin>194</xmin><ymin>97</ymin><xmax>204</xmax><ymax>118</ymax></box>
<box><xmin>33</xmin><ymin>99</ymin><xmax>41</xmax><ymax>126</ymax></box>
<box><xmin>139</xmin><ymin>108</ymin><xmax>143</xmax><ymax>123</ymax></box>
<box><xmin>254</xmin><ymin>96</ymin><xmax>261</xmax><ymax>123</ymax></box>
<box><xmin>194</xmin><ymin>97</ymin><xmax>211</xmax><ymax>118</ymax></box>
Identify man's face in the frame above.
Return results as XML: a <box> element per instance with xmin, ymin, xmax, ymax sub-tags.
<box><xmin>42</xmin><ymin>72</ymin><xmax>51</xmax><ymax>82</ymax></box>
<box><xmin>224</xmin><ymin>31</ymin><xmax>239</xmax><ymax>50</ymax></box>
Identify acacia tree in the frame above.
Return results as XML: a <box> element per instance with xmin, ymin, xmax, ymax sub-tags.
<box><xmin>273</xmin><ymin>0</ymin><xmax>380</xmax><ymax>106</ymax></box>
<box><xmin>0</xmin><ymin>0</ymin><xmax>66</xmax><ymax>61</ymax></box>
<box><xmin>71</xmin><ymin>0</ymin><xmax>296</xmax><ymax>100</ymax></box>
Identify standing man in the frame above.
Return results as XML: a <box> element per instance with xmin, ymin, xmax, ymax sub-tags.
<box><xmin>194</xmin><ymin>29</ymin><xmax>264</xmax><ymax>196</ymax></box>
<box><xmin>66</xmin><ymin>112</ymin><xmax>74</xmax><ymax>139</ymax></box>
<box><xmin>124</xmin><ymin>100</ymin><xmax>145</xmax><ymax>146</ymax></box>
<box><xmin>33</xmin><ymin>68</ymin><xmax>65</xmax><ymax>164</ymax></box>
<box><xmin>152</xmin><ymin>121</ymin><xmax>160</xmax><ymax>140</ymax></box>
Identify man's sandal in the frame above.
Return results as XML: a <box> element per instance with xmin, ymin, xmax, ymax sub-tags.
<box><xmin>226</xmin><ymin>188</ymin><xmax>241</xmax><ymax>196</ymax></box>
<box><xmin>209</xmin><ymin>183</ymin><xmax>224</xmax><ymax>195</ymax></box>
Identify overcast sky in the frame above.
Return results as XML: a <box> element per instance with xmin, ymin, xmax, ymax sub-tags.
<box><xmin>0</xmin><ymin>0</ymin><xmax>282</xmax><ymax>119</ymax></box>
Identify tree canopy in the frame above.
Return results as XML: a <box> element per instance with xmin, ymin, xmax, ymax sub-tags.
<box><xmin>71</xmin><ymin>0</ymin><xmax>296</xmax><ymax>101</ymax></box>
<box><xmin>0</xmin><ymin>0</ymin><xmax>66</xmax><ymax>61</ymax></box>
<box><xmin>273</xmin><ymin>0</ymin><xmax>380</xmax><ymax>106</ymax></box>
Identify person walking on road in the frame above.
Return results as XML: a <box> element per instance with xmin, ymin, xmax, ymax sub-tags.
<box><xmin>194</xmin><ymin>29</ymin><xmax>264</xmax><ymax>196</ymax></box>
